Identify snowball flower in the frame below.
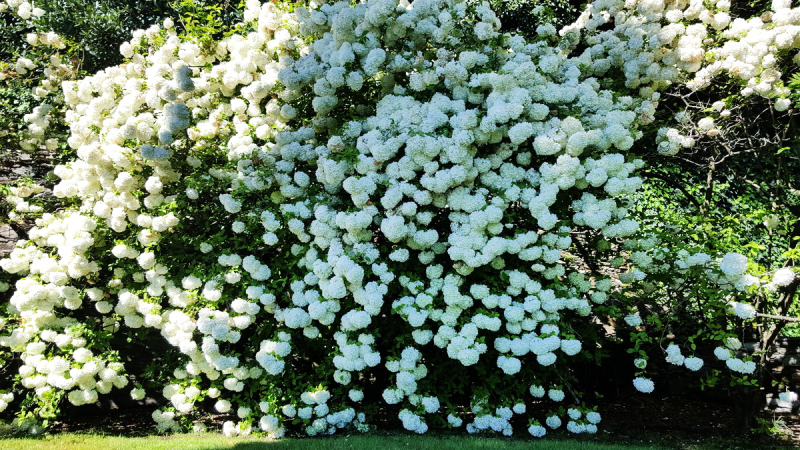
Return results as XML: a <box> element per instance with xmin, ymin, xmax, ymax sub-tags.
<box><xmin>719</xmin><ymin>253</ymin><xmax>748</xmax><ymax>277</ymax></box>
<box><xmin>349</xmin><ymin>390</ymin><xmax>364</xmax><ymax>402</ymax></box>
<box><xmin>131</xmin><ymin>388</ymin><xmax>146</xmax><ymax>400</ymax></box>
<box><xmin>684</xmin><ymin>357</ymin><xmax>704</xmax><ymax>371</ymax></box>
<box><xmin>545</xmin><ymin>415</ymin><xmax>561</xmax><ymax>429</ymax></box>
<box><xmin>447</xmin><ymin>414</ymin><xmax>462</xmax><ymax>427</ymax></box>
<box><xmin>633</xmin><ymin>377</ymin><xmax>654</xmax><ymax>393</ymax></box>
<box><xmin>697</xmin><ymin>117</ymin><xmax>716</xmax><ymax>130</ymax></box>
<box><xmin>775</xmin><ymin>98</ymin><xmax>791</xmax><ymax>112</ymax></box>
<box><xmin>624</xmin><ymin>314</ymin><xmax>642</xmax><ymax>327</ymax></box>
<box><xmin>714</xmin><ymin>346</ymin><xmax>732</xmax><ymax>361</ymax></box>
<box><xmin>548</xmin><ymin>389</ymin><xmax>565</xmax><ymax>402</ymax></box>
<box><xmin>215</xmin><ymin>399</ymin><xmax>232</xmax><ymax>413</ymax></box>
<box><xmin>729</xmin><ymin>302</ymin><xmax>756</xmax><ymax>320</ymax></box>
<box><xmin>773</xmin><ymin>268</ymin><xmax>795</xmax><ymax>287</ymax></box>
<box><xmin>528</xmin><ymin>424</ymin><xmax>546</xmax><ymax>437</ymax></box>
<box><xmin>529</xmin><ymin>385</ymin><xmax>545</xmax><ymax>398</ymax></box>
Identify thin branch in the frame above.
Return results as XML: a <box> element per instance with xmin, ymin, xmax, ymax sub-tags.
<box><xmin>699</xmin><ymin>161</ymin><xmax>716</xmax><ymax>216</ymax></box>
<box><xmin>756</xmin><ymin>313</ymin><xmax>800</xmax><ymax>323</ymax></box>
<box><xmin>758</xmin><ymin>278</ymin><xmax>800</xmax><ymax>366</ymax></box>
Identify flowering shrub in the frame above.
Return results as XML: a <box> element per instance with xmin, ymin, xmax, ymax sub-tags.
<box><xmin>1</xmin><ymin>0</ymin><xmax>800</xmax><ymax>438</ymax></box>
<box><xmin>0</xmin><ymin>0</ymin><xmax>72</xmax><ymax>154</ymax></box>
<box><xmin>0</xmin><ymin>0</ymin><xmax>243</xmax><ymax>155</ymax></box>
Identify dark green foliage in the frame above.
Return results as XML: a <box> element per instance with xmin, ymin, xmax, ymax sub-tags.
<box><xmin>475</xmin><ymin>0</ymin><xmax>585</xmax><ymax>35</ymax></box>
<box><xmin>0</xmin><ymin>79</ymin><xmax>36</xmax><ymax>147</ymax></box>
<box><xmin>0</xmin><ymin>13</ymin><xmax>29</xmax><ymax>62</ymax></box>
<box><xmin>29</xmin><ymin>0</ymin><xmax>244</xmax><ymax>73</ymax></box>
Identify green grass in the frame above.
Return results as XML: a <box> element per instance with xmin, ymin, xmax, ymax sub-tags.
<box><xmin>0</xmin><ymin>433</ymin><xmax>668</xmax><ymax>450</ymax></box>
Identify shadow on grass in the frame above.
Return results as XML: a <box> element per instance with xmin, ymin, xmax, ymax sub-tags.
<box><xmin>227</xmin><ymin>435</ymin><xmax>663</xmax><ymax>450</ymax></box>
<box><xmin>0</xmin><ymin>431</ymin><xmax>669</xmax><ymax>450</ymax></box>
<box><xmin>0</xmin><ymin>426</ymin><xmax>793</xmax><ymax>450</ymax></box>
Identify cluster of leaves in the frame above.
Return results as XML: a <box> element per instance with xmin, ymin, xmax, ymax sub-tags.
<box><xmin>0</xmin><ymin>75</ymin><xmax>36</xmax><ymax>151</ymax></box>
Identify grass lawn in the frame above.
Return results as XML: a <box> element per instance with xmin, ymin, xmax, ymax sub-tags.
<box><xmin>0</xmin><ymin>432</ymin><xmax>670</xmax><ymax>450</ymax></box>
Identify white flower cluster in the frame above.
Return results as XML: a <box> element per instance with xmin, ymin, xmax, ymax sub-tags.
<box><xmin>661</xmin><ymin>344</ymin><xmax>705</xmax><ymax>372</ymax></box>
<box><xmin>623</xmin><ymin>313</ymin><xmax>642</xmax><ymax>327</ymax></box>
<box><xmin>152</xmin><ymin>410</ymin><xmax>180</xmax><ymax>432</ymax></box>
<box><xmin>3</xmin><ymin>181</ymin><xmax>44</xmax><ymax>222</ymax></box>
<box><xmin>399</xmin><ymin>409</ymin><xmax>428</xmax><ymax>434</ymax></box>
<box><xmin>712</xmin><ymin>337</ymin><xmax>756</xmax><ymax>375</ymax></box>
<box><xmin>689</xmin><ymin>0</ymin><xmax>800</xmax><ymax>105</ymax></box>
<box><xmin>664</xmin><ymin>343</ymin><xmax>685</xmax><ymax>366</ymax></box>
<box><xmin>565</xmin><ymin>0</ymin><xmax>800</xmax><ymax>156</ymax></box>
<box><xmin>728</xmin><ymin>301</ymin><xmax>757</xmax><ymax>320</ymax></box>
<box><xmin>2</xmin><ymin>1</ymin><xmax>74</xmax><ymax>151</ymax></box>
<box><xmin>12</xmin><ymin>334</ymin><xmax>128</xmax><ymax>408</ymax></box>
<box><xmin>655</xmin><ymin>127</ymin><xmax>695</xmax><ymax>156</ymax></box>
<box><xmin>711</xmin><ymin>253</ymin><xmax>760</xmax><ymax>291</ymax></box>
<box><xmin>255</xmin><ymin>333</ymin><xmax>291</xmax><ymax>375</ymax></box>
<box><xmin>0</xmin><ymin>392</ymin><xmax>13</xmax><ymax>412</ymax></box>
<box><xmin>765</xmin><ymin>268</ymin><xmax>796</xmax><ymax>291</ymax></box>
<box><xmin>0</xmin><ymin>0</ymin><xmax>44</xmax><ymax>20</ymax></box>
<box><xmin>383</xmin><ymin>346</ymin><xmax>427</xmax><ymax>406</ymax></box>
<box><xmin>462</xmin><ymin>397</ymin><xmax>545</xmax><ymax>436</ymax></box>
<box><xmin>633</xmin><ymin>377</ymin><xmax>655</xmax><ymax>393</ymax></box>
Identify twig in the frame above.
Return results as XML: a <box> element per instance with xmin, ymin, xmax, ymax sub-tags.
<box><xmin>756</xmin><ymin>313</ymin><xmax>800</xmax><ymax>323</ymax></box>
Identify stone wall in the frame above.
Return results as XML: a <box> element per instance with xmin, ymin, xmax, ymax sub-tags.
<box><xmin>766</xmin><ymin>337</ymin><xmax>800</xmax><ymax>412</ymax></box>
<box><xmin>0</xmin><ymin>147</ymin><xmax>57</xmax><ymax>257</ymax></box>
